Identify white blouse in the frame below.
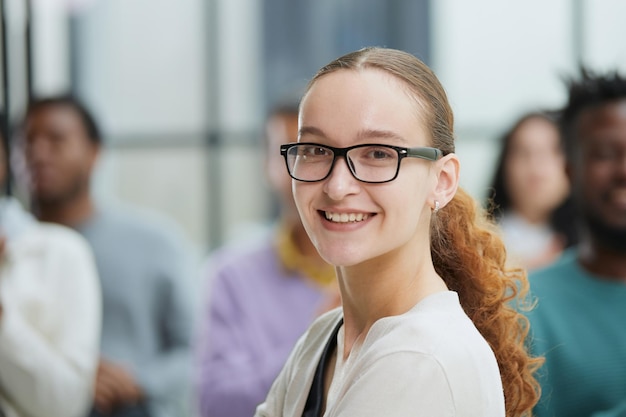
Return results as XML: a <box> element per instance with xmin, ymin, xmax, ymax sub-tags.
<box><xmin>256</xmin><ymin>291</ymin><xmax>505</xmax><ymax>417</ymax></box>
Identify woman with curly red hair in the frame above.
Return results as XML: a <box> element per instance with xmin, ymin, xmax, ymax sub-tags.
<box><xmin>255</xmin><ymin>47</ymin><xmax>542</xmax><ymax>417</ymax></box>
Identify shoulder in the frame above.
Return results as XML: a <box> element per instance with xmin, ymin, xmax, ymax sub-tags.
<box><xmin>200</xmin><ymin>234</ymin><xmax>277</xmax><ymax>279</ymax></box>
<box><xmin>101</xmin><ymin>204</ymin><xmax>180</xmax><ymax>237</ymax></box>
<box><xmin>334</xmin><ymin>294</ymin><xmax>504</xmax><ymax>416</ymax></box>
<box><xmin>18</xmin><ymin>222</ymin><xmax>93</xmax><ymax>257</ymax></box>
<box><xmin>8</xmin><ymin>223</ymin><xmax>99</xmax><ymax>288</ymax></box>
<box><xmin>309</xmin><ymin>307</ymin><xmax>343</xmax><ymax>334</ymax></box>
<box><xmin>528</xmin><ymin>249</ymin><xmax>579</xmax><ymax>296</ymax></box>
<box><xmin>291</xmin><ymin>308</ymin><xmax>343</xmax><ymax>361</ymax></box>
<box><xmin>90</xmin><ymin>204</ymin><xmax>189</xmax><ymax>253</ymax></box>
<box><xmin>377</xmin><ymin>292</ymin><xmax>487</xmax><ymax>350</ymax></box>
<box><xmin>273</xmin><ymin>308</ymin><xmax>342</xmax><ymax>384</ymax></box>
<box><xmin>205</xmin><ymin>233</ymin><xmax>275</xmax><ymax>269</ymax></box>
<box><xmin>364</xmin><ymin>292</ymin><xmax>500</xmax><ymax>379</ymax></box>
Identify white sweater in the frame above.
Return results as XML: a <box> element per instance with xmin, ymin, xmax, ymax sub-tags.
<box><xmin>0</xmin><ymin>199</ymin><xmax>102</xmax><ymax>417</ymax></box>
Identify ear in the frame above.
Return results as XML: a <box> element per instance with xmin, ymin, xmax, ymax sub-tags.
<box><xmin>431</xmin><ymin>153</ymin><xmax>460</xmax><ymax>209</ymax></box>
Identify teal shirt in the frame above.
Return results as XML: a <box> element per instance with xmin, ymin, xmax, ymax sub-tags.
<box><xmin>527</xmin><ymin>250</ymin><xmax>626</xmax><ymax>417</ymax></box>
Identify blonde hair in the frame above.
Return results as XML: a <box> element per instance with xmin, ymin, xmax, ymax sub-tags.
<box><xmin>306</xmin><ymin>47</ymin><xmax>542</xmax><ymax>417</ymax></box>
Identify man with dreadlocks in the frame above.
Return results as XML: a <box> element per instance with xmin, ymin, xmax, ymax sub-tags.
<box><xmin>526</xmin><ymin>68</ymin><xmax>626</xmax><ymax>417</ymax></box>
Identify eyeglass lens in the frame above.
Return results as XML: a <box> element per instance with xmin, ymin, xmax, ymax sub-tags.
<box><xmin>286</xmin><ymin>144</ymin><xmax>400</xmax><ymax>182</ymax></box>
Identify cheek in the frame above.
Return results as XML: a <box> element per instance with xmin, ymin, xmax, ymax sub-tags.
<box><xmin>502</xmin><ymin>161</ymin><xmax>518</xmax><ymax>188</ymax></box>
<box><xmin>576</xmin><ymin>164</ymin><xmax>608</xmax><ymax>206</ymax></box>
<box><xmin>542</xmin><ymin>153</ymin><xmax>566</xmax><ymax>175</ymax></box>
<box><xmin>56</xmin><ymin>146</ymin><xmax>95</xmax><ymax>184</ymax></box>
<box><xmin>546</xmin><ymin>164</ymin><xmax>568</xmax><ymax>187</ymax></box>
<box><xmin>385</xmin><ymin>183</ymin><xmax>427</xmax><ymax>225</ymax></box>
<box><xmin>583</xmin><ymin>160</ymin><xmax>612</xmax><ymax>187</ymax></box>
<box><xmin>64</xmin><ymin>149</ymin><xmax>89</xmax><ymax>174</ymax></box>
<box><xmin>292</xmin><ymin>184</ymin><xmax>310</xmax><ymax>217</ymax></box>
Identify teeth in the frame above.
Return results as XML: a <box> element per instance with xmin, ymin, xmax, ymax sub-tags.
<box><xmin>324</xmin><ymin>211</ymin><xmax>369</xmax><ymax>223</ymax></box>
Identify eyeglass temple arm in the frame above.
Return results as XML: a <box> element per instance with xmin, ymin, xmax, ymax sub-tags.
<box><xmin>406</xmin><ymin>147</ymin><xmax>443</xmax><ymax>161</ymax></box>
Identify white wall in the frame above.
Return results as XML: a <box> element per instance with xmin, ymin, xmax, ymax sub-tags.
<box><xmin>75</xmin><ymin>0</ymin><xmax>208</xmax><ymax>136</ymax></box>
<box><xmin>31</xmin><ymin>0</ymin><xmax>71</xmax><ymax>96</ymax></box>
<box><xmin>583</xmin><ymin>0</ymin><xmax>626</xmax><ymax>71</ymax></box>
<box><xmin>69</xmin><ymin>0</ymin><xmax>268</xmax><ymax>254</ymax></box>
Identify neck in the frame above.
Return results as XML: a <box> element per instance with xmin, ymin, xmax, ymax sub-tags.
<box><xmin>513</xmin><ymin>207</ymin><xmax>549</xmax><ymax>225</ymax></box>
<box><xmin>337</xmin><ymin>246</ymin><xmax>447</xmax><ymax>359</ymax></box>
<box><xmin>578</xmin><ymin>239</ymin><xmax>626</xmax><ymax>282</ymax></box>
<box><xmin>33</xmin><ymin>193</ymin><xmax>95</xmax><ymax>228</ymax></box>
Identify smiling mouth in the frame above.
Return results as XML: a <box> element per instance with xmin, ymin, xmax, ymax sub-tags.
<box><xmin>322</xmin><ymin>211</ymin><xmax>371</xmax><ymax>223</ymax></box>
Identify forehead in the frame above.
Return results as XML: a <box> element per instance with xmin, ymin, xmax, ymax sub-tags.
<box><xmin>510</xmin><ymin>118</ymin><xmax>558</xmax><ymax>147</ymax></box>
<box><xmin>25</xmin><ymin>104</ymin><xmax>85</xmax><ymax>131</ymax></box>
<box><xmin>300</xmin><ymin>69</ymin><xmax>427</xmax><ymax>143</ymax></box>
<box><xmin>577</xmin><ymin>99</ymin><xmax>626</xmax><ymax>145</ymax></box>
<box><xmin>514</xmin><ymin>117</ymin><xmax>555</xmax><ymax>136</ymax></box>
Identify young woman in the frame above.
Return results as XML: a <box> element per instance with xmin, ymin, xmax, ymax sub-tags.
<box><xmin>255</xmin><ymin>47</ymin><xmax>541</xmax><ymax>417</ymax></box>
<box><xmin>486</xmin><ymin>112</ymin><xmax>573</xmax><ymax>270</ymax></box>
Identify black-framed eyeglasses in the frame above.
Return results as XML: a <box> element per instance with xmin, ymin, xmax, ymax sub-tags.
<box><xmin>280</xmin><ymin>142</ymin><xmax>443</xmax><ymax>183</ymax></box>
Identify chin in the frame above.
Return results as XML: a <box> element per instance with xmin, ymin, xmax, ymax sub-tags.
<box><xmin>316</xmin><ymin>245</ymin><xmax>370</xmax><ymax>268</ymax></box>
<box><xmin>586</xmin><ymin>211</ymin><xmax>626</xmax><ymax>252</ymax></box>
<box><xmin>32</xmin><ymin>190</ymin><xmax>65</xmax><ymax>206</ymax></box>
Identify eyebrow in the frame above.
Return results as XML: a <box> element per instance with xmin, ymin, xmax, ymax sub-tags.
<box><xmin>299</xmin><ymin>126</ymin><xmax>407</xmax><ymax>144</ymax></box>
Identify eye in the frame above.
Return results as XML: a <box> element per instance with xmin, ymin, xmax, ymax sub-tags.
<box><xmin>589</xmin><ymin>146</ymin><xmax>615</xmax><ymax>161</ymax></box>
<box><xmin>312</xmin><ymin>146</ymin><xmax>331</xmax><ymax>156</ymax></box>
<box><xmin>298</xmin><ymin>145</ymin><xmax>332</xmax><ymax>159</ymax></box>
<box><xmin>364</xmin><ymin>146</ymin><xmax>396</xmax><ymax>160</ymax></box>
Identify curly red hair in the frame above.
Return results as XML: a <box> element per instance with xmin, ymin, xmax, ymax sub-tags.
<box><xmin>432</xmin><ymin>188</ymin><xmax>543</xmax><ymax>416</ymax></box>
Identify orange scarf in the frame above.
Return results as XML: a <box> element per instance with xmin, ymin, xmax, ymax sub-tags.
<box><xmin>274</xmin><ymin>222</ymin><xmax>336</xmax><ymax>288</ymax></box>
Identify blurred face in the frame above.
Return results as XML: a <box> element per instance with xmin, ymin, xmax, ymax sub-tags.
<box><xmin>19</xmin><ymin>104</ymin><xmax>99</xmax><ymax>205</ymax></box>
<box><xmin>294</xmin><ymin>69</ymin><xmax>437</xmax><ymax>267</ymax></box>
<box><xmin>504</xmin><ymin>117</ymin><xmax>568</xmax><ymax>219</ymax></box>
<box><xmin>266</xmin><ymin>112</ymin><xmax>299</xmax><ymax>220</ymax></box>
<box><xmin>573</xmin><ymin>99</ymin><xmax>626</xmax><ymax>249</ymax></box>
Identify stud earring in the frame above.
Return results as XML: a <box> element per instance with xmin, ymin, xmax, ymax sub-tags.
<box><xmin>433</xmin><ymin>200</ymin><xmax>440</xmax><ymax>213</ymax></box>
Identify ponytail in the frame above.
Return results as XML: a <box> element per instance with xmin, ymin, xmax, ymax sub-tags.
<box><xmin>431</xmin><ymin>188</ymin><xmax>543</xmax><ymax>417</ymax></box>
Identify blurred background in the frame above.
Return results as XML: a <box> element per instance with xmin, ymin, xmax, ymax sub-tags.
<box><xmin>1</xmin><ymin>0</ymin><xmax>626</xmax><ymax>256</ymax></box>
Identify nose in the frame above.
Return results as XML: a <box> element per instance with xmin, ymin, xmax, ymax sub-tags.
<box><xmin>322</xmin><ymin>156</ymin><xmax>361</xmax><ymax>200</ymax></box>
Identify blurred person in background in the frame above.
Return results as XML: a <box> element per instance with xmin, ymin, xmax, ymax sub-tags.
<box><xmin>193</xmin><ymin>94</ymin><xmax>340</xmax><ymax>417</ymax></box>
<box><xmin>14</xmin><ymin>96</ymin><xmax>194</xmax><ymax>417</ymax></box>
<box><xmin>526</xmin><ymin>69</ymin><xmax>626</xmax><ymax>417</ymax></box>
<box><xmin>486</xmin><ymin>111</ymin><xmax>573</xmax><ymax>270</ymax></box>
<box><xmin>0</xmin><ymin>126</ymin><xmax>101</xmax><ymax>417</ymax></box>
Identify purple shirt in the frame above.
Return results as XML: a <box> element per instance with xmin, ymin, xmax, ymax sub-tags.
<box><xmin>194</xmin><ymin>235</ymin><xmax>328</xmax><ymax>417</ymax></box>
